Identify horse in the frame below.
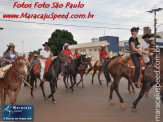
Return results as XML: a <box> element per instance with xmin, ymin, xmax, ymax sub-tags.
<box><xmin>63</xmin><ymin>55</ymin><xmax>88</xmax><ymax>92</ymax></box>
<box><xmin>105</xmin><ymin>53</ymin><xmax>163</xmax><ymax>111</ymax></box>
<box><xmin>75</xmin><ymin>57</ymin><xmax>92</xmax><ymax>88</ymax></box>
<box><xmin>86</xmin><ymin>58</ymin><xmax>109</xmax><ymax>85</ymax></box>
<box><xmin>30</xmin><ymin>52</ymin><xmax>68</xmax><ymax>103</ymax></box>
<box><xmin>0</xmin><ymin>55</ymin><xmax>28</xmax><ymax>106</ymax></box>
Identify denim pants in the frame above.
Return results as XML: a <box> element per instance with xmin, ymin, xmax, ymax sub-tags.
<box><xmin>130</xmin><ymin>53</ymin><xmax>140</xmax><ymax>83</ymax></box>
<box><xmin>101</xmin><ymin>59</ymin><xmax>105</xmax><ymax>69</ymax></box>
<box><xmin>61</xmin><ymin>64</ymin><xmax>65</xmax><ymax>72</ymax></box>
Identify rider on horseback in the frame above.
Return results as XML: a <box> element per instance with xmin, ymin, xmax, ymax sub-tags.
<box><xmin>129</xmin><ymin>27</ymin><xmax>149</xmax><ymax>87</ymax></box>
<box><xmin>2</xmin><ymin>43</ymin><xmax>17</xmax><ymax>66</ymax></box>
<box><xmin>73</xmin><ymin>48</ymin><xmax>80</xmax><ymax>59</ymax></box>
<box><xmin>61</xmin><ymin>43</ymin><xmax>72</xmax><ymax>76</ymax></box>
<box><xmin>142</xmin><ymin>34</ymin><xmax>156</xmax><ymax>64</ymax></box>
<box><xmin>39</xmin><ymin>42</ymin><xmax>53</xmax><ymax>82</ymax></box>
<box><xmin>99</xmin><ymin>45</ymin><xmax>108</xmax><ymax>70</ymax></box>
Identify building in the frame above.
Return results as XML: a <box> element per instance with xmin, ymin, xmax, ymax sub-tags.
<box><xmin>99</xmin><ymin>36</ymin><xmax>119</xmax><ymax>53</ymax></box>
<box><xmin>69</xmin><ymin>41</ymin><xmax>109</xmax><ymax>62</ymax></box>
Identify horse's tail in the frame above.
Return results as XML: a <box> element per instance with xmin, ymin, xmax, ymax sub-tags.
<box><xmin>104</xmin><ymin>60</ymin><xmax>112</xmax><ymax>83</ymax></box>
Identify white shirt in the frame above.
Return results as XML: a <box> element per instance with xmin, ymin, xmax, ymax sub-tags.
<box><xmin>142</xmin><ymin>41</ymin><xmax>150</xmax><ymax>50</ymax></box>
<box><xmin>40</xmin><ymin>49</ymin><xmax>51</xmax><ymax>59</ymax></box>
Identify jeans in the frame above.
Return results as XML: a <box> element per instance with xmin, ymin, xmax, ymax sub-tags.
<box><xmin>101</xmin><ymin>59</ymin><xmax>105</xmax><ymax>69</ymax></box>
<box><xmin>130</xmin><ymin>53</ymin><xmax>140</xmax><ymax>83</ymax></box>
<box><xmin>61</xmin><ymin>64</ymin><xmax>65</xmax><ymax>72</ymax></box>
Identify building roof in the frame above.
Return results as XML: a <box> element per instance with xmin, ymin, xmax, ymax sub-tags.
<box><xmin>69</xmin><ymin>41</ymin><xmax>110</xmax><ymax>49</ymax></box>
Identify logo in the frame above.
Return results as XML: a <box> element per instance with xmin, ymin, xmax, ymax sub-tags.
<box><xmin>2</xmin><ymin>105</ymin><xmax>33</xmax><ymax>121</ymax></box>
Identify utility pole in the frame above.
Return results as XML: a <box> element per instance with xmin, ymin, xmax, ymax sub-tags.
<box><xmin>147</xmin><ymin>8</ymin><xmax>163</xmax><ymax>47</ymax></box>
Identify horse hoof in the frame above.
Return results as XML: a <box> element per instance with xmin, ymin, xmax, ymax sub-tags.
<box><xmin>31</xmin><ymin>96</ymin><xmax>34</xmax><ymax>99</ymax></box>
<box><xmin>53</xmin><ymin>101</ymin><xmax>57</xmax><ymax>104</ymax></box>
<box><xmin>129</xmin><ymin>91</ymin><xmax>132</xmax><ymax>94</ymax></box>
<box><xmin>109</xmin><ymin>99</ymin><xmax>114</xmax><ymax>105</ymax></box>
<box><xmin>66</xmin><ymin>88</ymin><xmax>69</xmax><ymax>91</ymax></box>
<box><xmin>145</xmin><ymin>92</ymin><xmax>148</xmax><ymax>97</ymax></box>
<box><xmin>120</xmin><ymin>103</ymin><xmax>126</xmax><ymax>109</ymax></box>
<box><xmin>73</xmin><ymin>91</ymin><xmax>76</xmax><ymax>94</ymax></box>
<box><xmin>132</xmin><ymin>108</ymin><xmax>137</xmax><ymax>112</ymax></box>
<box><xmin>44</xmin><ymin>97</ymin><xmax>47</xmax><ymax>100</ymax></box>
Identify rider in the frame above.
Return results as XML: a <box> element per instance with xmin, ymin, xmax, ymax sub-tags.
<box><xmin>28</xmin><ymin>52</ymin><xmax>33</xmax><ymax>62</ymax></box>
<box><xmin>129</xmin><ymin>27</ymin><xmax>149</xmax><ymax>87</ymax></box>
<box><xmin>2</xmin><ymin>43</ymin><xmax>17</xmax><ymax>66</ymax></box>
<box><xmin>73</xmin><ymin>48</ymin><xmax>80</xmax><ymax>59</ymax></box>
<box><xmin>61</xmin><ymin>43</ymin><xmax>72</xmax><ymax>76</ymax></box>
<box><xmin>30</xmin><ymin>53</ymin><xmax>40</xmax><ymax>66</ymax></box>
<box><xmin>99</xmin><ymin>45</ymin><xmax>108</xmax><ymax>70</ymax></box>
<box><xmin>142</xmin><ymin>34</ymin><xmax>156</xmax><ymax>64</ymax></box>
<box><xmin>39</xmin><ymin>42</ymin><xmax>53</xmax><ymax>82</ymax></box>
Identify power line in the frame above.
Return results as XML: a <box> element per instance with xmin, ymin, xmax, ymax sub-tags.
<box><xmin>0</xmin><ymin>18</ymin><xmax>131</xmax><ymax>30</ymax></box>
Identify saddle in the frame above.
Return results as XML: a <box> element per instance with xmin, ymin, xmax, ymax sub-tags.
<box><xmin>34</xmin><ymin>60</ymin><xmax>52</xmax><ymax>76</ymax></box>
<box><xmin>119</xmin><ymin>55</ymin><xmax>146</xmax><ymax>88</ymax></box>
<box><xmin>0</xmin><ymin>64</ymin><xmax>12</xmax><ymax>78</ymax></box>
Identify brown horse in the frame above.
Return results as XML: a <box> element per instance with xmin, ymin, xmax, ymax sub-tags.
<box><xmin>0</xmin><ymin>55</ymin><xmax>28</xmax><ymax>106</ymax></box>
<box><xmin>106</xmin><ymin>54</ymin><xmax>162</xmax><ymax>111</ymax></box>
<box><xmin>76</xmin><ymin>57</ymin><xmax>92</xmax><ymax>88</ymax></box>
<box><xmin>87</xmin><ymin>58</ymin><xmax>110</xmax><ymax>85</ymax></box>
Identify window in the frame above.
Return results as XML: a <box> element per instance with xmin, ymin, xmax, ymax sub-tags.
<box><xmin>83</xmin><ymin>49</ymin><xmax>86</xmax><ymax>52</ymax></box>
<box><xmin>94</xmin><ymin>48</ymin><xmax>97</xmax><ymax>51</ymax></box>
<box><xmin>89</xmin><ymin>49</ymin><xmax>92</xmax><ymax>52</ymax></box>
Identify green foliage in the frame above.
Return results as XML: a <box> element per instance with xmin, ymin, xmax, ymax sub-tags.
<box><xmin>150</xmin><ymin>34</ymin><xmax>162</xmax><ymax>38</ymax></box>
<box><xmin>48</xmin><ymin>29</ymin><xmax>77</xmax><ymax>55</ymax></box>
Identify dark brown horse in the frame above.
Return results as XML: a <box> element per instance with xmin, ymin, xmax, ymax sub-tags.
<box><xmin>0</xmin><ymin>55</ymin><xmax>28</xmax><ymax>106</ymax></box>
<box><xmin>106</xmin><ymin>53</ymin><xmax>162</xmax><ymax>111</ymax></box>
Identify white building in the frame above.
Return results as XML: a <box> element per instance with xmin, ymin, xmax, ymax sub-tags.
<box><xmin>69</xmin><ymin>41</ymin><xmax>109</xmax><ymax>63</ymax></box>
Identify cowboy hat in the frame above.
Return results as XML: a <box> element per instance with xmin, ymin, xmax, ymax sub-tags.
<box><xmin>33</xmin><ymin>54</ymin><xmax>38</xmax><ymax>57</ymax></box>
<box><xmin>131</xmin><ymin>27</ymin><xmax>139</xmax><ymax>32</ymax></box>
<box><xmin>42</xmin><ymin>42</ymin><xmax>50</xmax><ymax>47</ymax></box>
<box><xmin>7</xmin><ymin>43</ymin><xmax>15</xmax><ymax>47</ymax></box>
<box><xmin>142</xmin><ymin>34</ymin><xmax>151</xmax><ymax>39</ymax></box>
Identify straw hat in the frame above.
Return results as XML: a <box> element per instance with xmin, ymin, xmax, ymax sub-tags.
<box><xmin>7</xmin><ymin>43</ymin><xmax>15</xmax><ymax>47</ymax></box>
<box><xmin>33</xmin><ymin>54</ymin><xmax>38</xmax><ymax>57</ymax></box>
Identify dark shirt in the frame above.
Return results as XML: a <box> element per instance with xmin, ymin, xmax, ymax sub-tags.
<box><xmin>128</xmin><ymin>37</ymin><xmax>140</xmax><ymax>52</ymax></box>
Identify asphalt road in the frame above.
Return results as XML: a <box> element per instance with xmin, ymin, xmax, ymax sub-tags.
<box><xmin>0</xmin><ymin>74</ymin><xmax>163</xmax><ymax>122</ymax></box>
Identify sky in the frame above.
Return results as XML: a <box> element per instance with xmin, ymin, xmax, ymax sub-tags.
<box><xmin>0</xmin><ymin>0</ymin><xmax>163</xmax><ymax>56</ymax></box>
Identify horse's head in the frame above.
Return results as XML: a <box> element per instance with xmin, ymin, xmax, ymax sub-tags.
<box><xmin>13</xmin><ymin>54</ymin><xmax>28</xmax><ymax>78</ymax></box>
<box><xmin>80</xmin><ymin>54</ymin><xmax>88</xmax><ymax>66</ymax></box>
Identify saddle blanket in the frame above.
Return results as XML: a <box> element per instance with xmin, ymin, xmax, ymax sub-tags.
<box><xmin>34</xmin><ymin>60</ymin><xmax>51</xmax><ymax>76</ymax></box>
<box><xmin>0</xmin><ymin>64</ymin><xmax>12</xmax><ymax>78</ymax></box>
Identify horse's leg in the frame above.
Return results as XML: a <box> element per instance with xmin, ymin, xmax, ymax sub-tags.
<box><xmin>30</xmin><ymin>75</ymin><xmax>34</xmax><ymax>98</ymax></box>
<box><xmin>0</xmin><ymin>85</ymin><xmax>4</xmax><ymax>106</ymax></box>
<box><xmin>92</xmin><ymin>69</ymin><xmax>97</xmax><ymax>84</ymax></box>
<box><xmin>50</xmin><ymin>82</ymin><xmax>56</xmax><ymax>103</ymax></box>
<box><xmin>113</xmin><ymin>80</ymin><xmax>125</xmax><ymax>109</ymax></box>
<box><xmin>69</xmin><ymin>75</ymin><xmax>74</xmax><ymax>92</ymax></box>
<box><xmin>76</xmin><ymin>74</ymin><xmax>82</xmax><ymax>86</ymax></box>
<box><xmin>7</xmin><ymin>90</ymin><xmax>14</xmax><ymax>105</ymax></box>
<box><xmin>81</xmin><ymin>74</ymin><xmax>84</xmax><ymax>88</ymax></box>
<box><xmin>2</xmin><ymin>88</ymin><xmax>7</xmax><ymax>105</ymax></box>
<box><xmin>130</xmin><ymin>83</ymin><xmax>135</xmax><ymax>93</ymax></box>
<box><xmin>63</xmin><ymin>76</ymin><xmax>68</xmax><ymax>90</ymax></box>
<box><xmin>128</xmin><ymin>82</ymin><xmax>132</xmax><ymax>94</ymax></box>
<box><xmin>132</xmin><ymin>82</ymin><xmax>150</xmax><ymax>111</ymax></box>
<box><xmin>145</xmin><ymin>82</ymin><xmax>155</xmax><ymax>96</ymax></box>
<box><xmin>67</xmin><ymin>76</ymin><xmax>69</xmax><ymax>87</ymax></box>
<box><xmin>109</xmin><ymin>83</ymin><xmax>115</xmax><ymax>105</ymax></box>
<box><xmin>98</xmin><ymin>70</ymin><xmax>102</xmax><ymax>85</ymax></box>
<box><xmin>35</xmin><ymin>78</ymin><xmax>37</xmax><ymax>88</ymax></box>
<box><xmin>13</xmin><ymin>88</ymin><xmax>20</xmax><ymax>104</ymax></box>
<box><xmin>40</xmin><ymin>82</ymin><xmax>46</xmax><ymax>99</ymax></box>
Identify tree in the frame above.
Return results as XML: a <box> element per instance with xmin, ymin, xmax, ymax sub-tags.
<box><xmin>150</xmin><ymin>34</ymin><xmax>162</xmax><ymax>38</ymax></box>
<box><xmin>48</xmin><ymin>29</ymin><xmax>77</xmax><ymax>55</ymax></box>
